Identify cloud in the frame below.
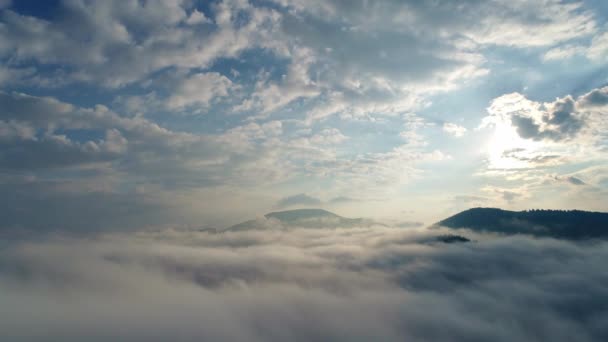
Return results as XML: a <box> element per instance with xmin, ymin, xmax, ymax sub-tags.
<box><xmin>499</xmin><ymin>148</ymin><xmax>563</xmax><ymax>166</ymax></box>
<box><xmin>395</xmin><ymin>221</ymin><xmax>424</xmax><ymax>228</ymax></box>
<box><xmin>442</xmin><ymin>122</ymin><xmax>467</xmax><ymax>137</ymax></box>
<box><xmin>1</xmin><ymin>227</ymin><xmax>608</xmax><ymax>340</ymax></box>
<box><xmin>0</xmin><ymin>180</ymin><xmax>174</xmax><ymax>233</ymax></box>
<box><xmin>510</xmin><ymin>95</ymin><xmax>582</xmax><ymax>142</ymax></box>
<box><xmin>272</xmin><ymin>194</ymin><xmax>361</xmax><ymax>210</ymax></box>
<box><xmin>166</xmin><ymin>72</ymin><xmax>233</xmax><ymax>110</ymax></box>
<box><xmin>542</xmin><ymin>30</ymin><xmax>608</xmax><ymax>62</ymax></box>
<box><xmin>0</xmin><ymin>91</ymin><xmax>229</xmax><ymax>175</ymax></box>
<box><xmin>481</xmin><ymin>185</ymin><xmax>528</xmax><ymax>203</ymax></box>
<box><xmin>0</xmin><ymin>89</ymin><xmax>448</xmax><ymax>231</ymax></box>
<box><xmin>482</xmin><ymin>86</ymin><xmax>608</xmax><ymax>146</ymax></box>
<box><xmin>329</xmin><ymin>196</ymin><xmax>358</xmax><ymax>204</ymax></box>
<box><xmin>272</xmin><ymin>194</ymin><xmax>360</xmax><ymax>210</ymax></box>
<box><xmin>542</xmin><ymin>44</ymin><xmax>587</xmax><ymax>61</ymax></box>
<box><xmin>580</xmin><ymin>86</ymin><xmax>608</xmax><ymax>107</ymax></box>
<box><xmin>185</xmin><ymin>9</ymin><xmax>212</xmax><ymax>25</ymax></box>
<box><xmin>566</xmin><ymin>176</ymin><xmax>586</xmax><ymax>186</ymax></box>
<box><xmin>453</xmin><ymin>195</ymin><xmax>488</xmax><ymax>203</ymax></box>
<box><xmin>277</xmin><ymin>0</ymin><xmax>596</xmax><ymax>47</ymax></box>
<box><xmin>280</xmin><ymin>0</ymin><xmax>599</xmax><ymax>123</ymax></box>
<box><xmin>474</xmin><ymin>86</ymin><xmax>608</xmax><ymax>194</ymax></box>
<box><xmin>0</xmin><ymin>0</ymin><xmax>283</xmax><ymax>87</ymax></box>
<box><xmin>275</xmin><ymin>193</ymin><xmax>322</xmax><ymax>208</ymax></box>
<box><xmin>587</xmin><ymin>31</ymin><xmax>608</xmax><ymax>61</ymax></box>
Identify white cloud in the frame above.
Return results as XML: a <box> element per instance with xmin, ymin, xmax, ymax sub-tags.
<box><xmin>308</xmin><ymin>128</ymin><xmax>348</xmax><ymax>145</ymax></box>
<box><xmin>542</xmin><ymin>44</ymin><xmax>586</xmax><ymax>61</ymax></box>
<box><xmin>587</xmin><ymin>30</ymin><xmax>608</xmax><ymax>61</ymax></box>
<box><xmin>482</xmin><ymin>87</ymin><xmax>607</xmax><ymax>144</ymax></box>
<box><xmin>234</xmin><ymin>48</ymin><xmax>320</xmax><ymax>115</ymax></box>
<box><xmin>442</xmin><ymin>122</ymin><xmax>467</xmax><ymax>137</ymax></box>
<box><xmin>542</xmin><ymin>30</ymin><xmax>608</xmax><ymax>62</ymax></box>
<box><xmin>0</xmin><ymin>0</ymin><xmax>283</xmax><ymax>87</ymax></box>
<box><xmin>1</xmin><ymin>227</ymin><xmax>608</xmax><ymax>340</ymax></box>
<box><xmin>167</xmin><ymin>72</ymin><xmax>233</xmax><ymax>110</ymax></box>
<box><xmin>186</xmin><ymin>9</ymin><xmax>212</xmax><ymax>25</ymax></box>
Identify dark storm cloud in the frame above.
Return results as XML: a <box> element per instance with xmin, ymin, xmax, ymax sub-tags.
<box><xmin>0</xmin><ymin>227</ymin><xmax>607</xmax><ymax>341</ymax></box>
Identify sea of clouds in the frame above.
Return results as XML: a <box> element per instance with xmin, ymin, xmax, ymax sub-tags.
<box><xmin>1</xmin><ymin>225</ymin><xmax>607</xmax><ymax>341</ymax></box>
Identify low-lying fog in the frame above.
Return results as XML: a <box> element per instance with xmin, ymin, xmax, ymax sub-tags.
<box><xmin>1</xmin><ymin>225</ymin><xmax>607</xmax><ymax>341</ymax></box>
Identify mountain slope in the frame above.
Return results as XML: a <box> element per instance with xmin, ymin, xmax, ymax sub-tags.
<box><xmin>437</xmin><ymin>207</ymin><xmax>608</xmax><ymax>240</ymax></box>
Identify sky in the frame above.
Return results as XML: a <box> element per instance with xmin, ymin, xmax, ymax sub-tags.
<box><xmin>1</xmin><ymin>0</ymin><xmax>607</xmax><ymax>231</ymax></box>
<box><xmin>2</xmin><ymin>2</ymin><xmax>608</xmax><ymax>340</ymax></box>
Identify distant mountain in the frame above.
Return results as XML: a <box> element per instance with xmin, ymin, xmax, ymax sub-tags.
<box><xmin>436</xmin><ymin>207</ymin><xmax>608</xmax><ymax>240</ymax></box>
<box><xmin>227</xmin><ymin>208</ymin><xmax>375</xmax><ymax>231</ymax></box>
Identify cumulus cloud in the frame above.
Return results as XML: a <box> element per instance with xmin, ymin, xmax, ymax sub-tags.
<box><xmin>473</xmin><ymin>86</ymin><xmax>608</xmax><ymax>201</ymax></box>
<box><xmin>481</xmin><ymin>86</ymin><xmax>608</xmax><ymax>149</ymax></box>
<box><xmin>1</xmin><ymin>227</ymin><xmax>607</xmax><ymax>341</ymax></box>
<box><xmin>580</xmin><ymin>87</ymin><xmax>608</xmax><ymax>107</ymax></box>
<box><xmin>505</xmin><ymin>95</ymin><xmax>582</xmax><ymax>142</ymax></box>
<box><xmin>167</xmin><ymin>72</ymin><xmax>233</xmax><ymax>110</ymax></box>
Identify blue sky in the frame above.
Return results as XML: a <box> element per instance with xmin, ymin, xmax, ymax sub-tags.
<box><xmin>0</xmin><ymin>0</ymin><xmax>607</xmax><ymax>230</ymax></box>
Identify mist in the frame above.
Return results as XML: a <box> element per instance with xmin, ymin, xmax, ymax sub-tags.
<box><xmin>1</xmin><ymin>225</ymin><xmax>607</xmax><ymax>341</ymax></box>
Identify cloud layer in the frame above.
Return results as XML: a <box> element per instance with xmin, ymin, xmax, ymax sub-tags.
<box><xmin>1</xmin><ymin>225</ymin><xmax>608</xmax><ymax>341</ymax></box>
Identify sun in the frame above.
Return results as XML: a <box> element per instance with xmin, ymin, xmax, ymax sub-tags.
<box><xmin>486</xmin><ymin>121</ymin><xmax>542</xmax><ymax>170</ymax></box>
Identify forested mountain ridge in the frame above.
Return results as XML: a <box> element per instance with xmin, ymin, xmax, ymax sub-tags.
<box><xmin>437</xmin><ymin>207</ymin><xmax>608</xmax><ymax>240</ymax></box>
